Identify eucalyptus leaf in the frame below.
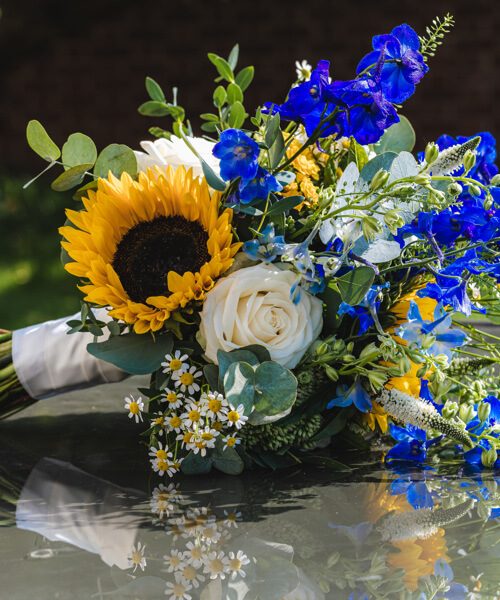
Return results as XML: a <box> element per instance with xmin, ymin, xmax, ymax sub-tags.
<box><xmin>93</xmin><ymin>144</ymin><xmax>138</xmax><ymax>179</ymax></box>
<box><xmin>254</xmin><ymin>361</ymin><xmax>297</xmax><ymax>416</ymax></box>
<box><xmin>389</xmin><ymin>150</ymin><xmax>419</xmax><ymax>180</ymax></box>
<box><xmin>51</xmin><ymin>163</ymin><xmax>93</xmax><ymax>192</ymax></box>
<box><xmin>335</xmin><ymin>267</ymin><xmax>375</xmax><ymax>305</ymax></box>
<box><xmin>181</xmin><ymin>451</ymin><xmax>213</xmax><ymax>475</ymax></box>
<box><xmin>217</xmin><ymin>349</ymin><xmax>260</xmax><ymax>383</ymax></box>
<box><xmin>240</xmin><ymin>345</ymin><xmax>271</xmax><ymax>362</ymax></box>
<box><xmin>62</xmin><ymin>133</ymin><xmax>97</xmax><ymax>169</ymax></box>
<box><xmin>26</xmin><ymin>120</ymin><xmax>60</xmax><ymax>161</ymax></box>
<box><xmin>87</xmin><ymin>332</ymin><xmax>173</xmax><ymax>375</ymax></box>
<box><xmin>269</xmin><ymin>130</ymin><xmax>285</xmax><ymax>169</ymax></box>
<box><xmin>203</xmin><ymin>364</ymin><xmax>220</xmax><ymax>392</ymax></box>
<box><xmin>223</xmin><ymin>361</ymin><xmax>255</xmax><ymax>415</ymax></box>
<box><xmin>266</xmin><ymin>195</ymin><xmax>303</xmax><ymax>216</ymax></box>
<box><xmin>359</xmin><ymin>152</ymin><xmax>398</xmax><ymax>186</ymax></box>
<box><xmin>212</xmin><ymin>445</ymin><xmax>244</xmax><ymax>475</ymax></box>
<box><xmin>201</xmin><ymin>160</ymin><xmax>226</xmax><ymax>191</ymax></box>
<box><xmin>375</xmin><ymin>115</ymin><xmax>416</xmax><ymax>154</ymax></box>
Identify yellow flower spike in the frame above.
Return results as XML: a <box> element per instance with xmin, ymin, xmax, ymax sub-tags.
<box><xmin>60</xmin><ymin>166</ymin><xmax>241</xmax><ymax>334</ymax></box>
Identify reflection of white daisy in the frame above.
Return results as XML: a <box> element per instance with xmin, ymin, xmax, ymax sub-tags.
<box><xmin>223</xmin><ymin>510</ymin><xmax>241</xmax><ymax>528</ymax></box>
<box><xmin>163</xmin><ymin>548</ymin><xmax>185</xmax><ymax>573</ymax></box>
<box><xmin>172</xmin><ymin>366</ymin><xmax>202</xmax><ymax>394</ymax></box>
<box><xmin>124</xmin><ymin>394</ymin><xmax>144</xmax><ymax>423</ymax></box>
<box><xmin>222</xmin><ymin>434</ymin><xmax>240</xmax><ymax>451</ymax></box>
<box><xmin>127</xmin><ymin>541</ymin><xmax>147</xmax><ymax>572</ymax></box>
<box><xmin>200</xmin><ymin>524</ymin><xmax>222</xmax><ymax>546</ymax></box>
<box><xmin>164</xmin><ymin>572</ymin><xmax>193</xmax><ymax>600</ymax></box>
<box><xmin>161</xmin><ymin>388</ymin><xmax>184</xmax><ymax>410</ymax></box>
<box><xmin>203</xmin><ymin>550</ymin><xmax>229</xmax><ymax>580</ymax></box>
<box><xmin>161</xmin><ymin>351</ymin><xmax>189</xmax><ymax>374</ymax></box>
<box><xmin>221</xmin><ymin>404</ymin><xmax>248</xmax><ymax>429</ymax></box>
<box><xmin>150</xmin><ymin>483</ymin><xmax>180</xmax><ymax>518</ymax></box>
<box><xmin>201</xmin><ymin>391</ymin><xmax>228</xmax><ymax>419</ymax></box>
<box><xmin>179</xmin><ymin>564</ymin><xmax>205</xmax><ymax>588</ymax></box>
<box><xmin>183</xmin><ymin>541</ymin><xmax>206</xmax><ymax>569</ymax></box>
<box><xmin>227</xmin><ymin>550</ymin><xmax>250</xmax><ymax>579</ymax></box>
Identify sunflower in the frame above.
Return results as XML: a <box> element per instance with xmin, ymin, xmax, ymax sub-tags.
<box><xmin>60</xmin><ymin>166</ymin><xmax>241</xmax><ymax>334</ymax></box>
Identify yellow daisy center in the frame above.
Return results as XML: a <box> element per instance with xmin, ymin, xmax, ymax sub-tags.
<box><xmin>156</xmin><ymin>449</ymin><xmax>168</xmax><ymax>460</ymax></box>
<box><xmin>227</xmin><ymin>410</ymin><xmax>240</xmax><ymax>423</ymax></box>
<box><xmin>208</xmin><ymin>398</ymin><xmax>222</xmax><ymax>413</ymax></box>
<box><xmin>166</xmin><ymin>392</ymin><xmax>178</xmax><ymax>403</ymax></box>
<box><xmin>169</xmin><ymin>358</ymin><xmax>183</xmax><ymax>371</ymax></box>
<box><xmin>188</xmin><ymin>409</ymin><xmax>201</xmax><ymax>422</ymax></box>
<box><xmin>226</xmin><ymin>437</ymin><xmax>237</xmax><ymax>447</ymax></box>
<box><xmin>169</xmin><ymin>415</ymin><xmax>182</xmax><ymax>428</ymax></box>
<box><xmin>201</xmin><ymin>432</ymin><xmax>214</xmax><ymax>441</ymax></box>
<box><xmin>129</xmin><ymin>401</ymin><xmax>140</xmax><ymax>415</ymax></box>
<box><xmin>180</xmin><ymin>372</ymin><xmax>194</xmax><ymax>386</ymax></box>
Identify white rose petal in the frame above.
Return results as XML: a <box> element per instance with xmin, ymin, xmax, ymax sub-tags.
<box><xmin>134</xmin><ymin>135</ymin><xmax>220</xmax><ymax>179</ymax></box>
<box><xmin>198</xmin><ymin>264</ymin><xmax>323</xmax><ymax>369</ymax></box>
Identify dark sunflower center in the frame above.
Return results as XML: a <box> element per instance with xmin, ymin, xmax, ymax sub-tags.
<box><xmin>112</xmin><ymin>216</ymin><xmax>210</xmax><ymax>303</ymax></box>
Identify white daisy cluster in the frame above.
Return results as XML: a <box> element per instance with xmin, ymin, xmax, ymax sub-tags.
<box><xmin>126</xmin><ymin>351</ymin><xmax>249</xmax><ymax>478</ymax></box>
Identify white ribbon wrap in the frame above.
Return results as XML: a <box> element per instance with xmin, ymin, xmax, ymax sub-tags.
<box><xmin>12</xmin><ymin>310</ymin><xmax>128</xmax><ymax>400</ymax></box>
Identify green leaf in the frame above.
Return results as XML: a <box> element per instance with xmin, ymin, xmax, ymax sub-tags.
<box><xmin>240</xmin><ymin>345</ymin><xmax>271</xmax><ymax>362</ymax></box>
<box><xmin>335</xmin><ymin>266</ymin><xmax>375</xmax><ymax>306</ymax></box>
<box><xmin>62</xmin><ymin>133</ymin><xmax>97</xmax><ymax>169</ymax></box>
<box><xmin>319</xmin><ymin>285</ymin><xmax>342</xmax><ymax>333</ymax></box>
<box><xmin>201</xmin><ymin>122</ymin><xmax>219</xmax><ymax>133</ymax></box>
<box><xmin>181</xmin><ymin>451</ymin><xmax>213</xmax><ymax>475</ymax></box>
<box><xmin>228</xmin><ymin>101</ymin><xmax>246</xmax><ymax>128</ymax></box>
<box><xmin>212</xmin><ymin>445</ymin><xmax>244</xmax><ymax>475</ymax></box>
<box><xmin>217</xmin><ymin>348</ymin><xmax>260</xmax><ymax>383</ymax></box>
<box><xmin>72</xmin><ymin>179</ymin><xmax>98</xmax><ymax>201</ymax></box>
<box><xmin>253</xmin><ymin>361</ymin><xmax>297</xmax><ymax>416</ymax></box>
<box><xmin>200</xmin><ymin>112</ymin><xmax>219</xmax><ymax>122</ymax></box>
<box><xmin>264</xmin><ymin>113</ymin><xmax>281</xmax><ymax>148</ymax></box>
<box><xmin>235</xmin><ymin>66</ymin><xmax>254</xmax><ymax>91</ymax></box>
<box><xmin>208</xmin><ymin>53</ymin><xmax>234</xmax><ymax>82</ymax></box>
<box><xmin>359</xmin><ymin>152</ymin><xmax>398</xmax><ymax>185</ymax></box>
<box><xmin>145</xmin><ymin>76</ymin><xmax>165</xmax><ymax>102</ymax></box>
<box><xmin>375</xmin><ymin>115</ymin><xmax>416</xmax><ymax>154</ymax></box>
<box><xmin>223</xmin><ymin>361</ymin><xmax>255</xmax><ymax>416</ymax></box>
<box><xmin>51</xmin><ymin>163</ymin><xmax>93</xmax><ymax>192</ymax></box>
<box><xmin>26</xmin><ymin>120</ymin><xmax>60</xmax><ymax>161</ymax></box>
<box><xmin>347</xmin><ymin>138</ymin><xmax>369</xmax><ymax>171</ymax></box>
<box><xmin>227</xmin><ymin>44</ymin><xmax>240</xmax><ymax>70</ymax></box>
<box><xmin>138</xmin><ymin>100</ymin><xmax>170</xmax><ymax>117</ymax></box>
<box><xmin>203</xmin><ymin>364</ymin><xmax>220</xmax><ymax>392</ymax></box>
<box><xmin>201</xmin><ymin>160</ymin><xmax>226</xmax><ymax>191</ymax></box>
<box><xmin>93</xmin><ymin>144</ymin><xmax>138</xmax><ymax>179</ymax></box>
<box><xmin>269</xmin><ymin>130</ymin><xmax>285</xmax><ymax>169</ymax></box>
<box><xmin>87</xmin><ymin>331</ymin><xmax>173</xmax><ymax>375</ymax></box>
<box><xmin>213</xmin><ymin>85</ymin><xmax>227</xmax><ymax>108</ymax></box>
<box><xmin>226</xmin><ymin>82</ymin><xmax>243</xmax><ymax>104</ymax></box>
<box><xmin>266</xmin><ymin>195</ymin><xmax>303</xmax><ymax>217</ymax></box>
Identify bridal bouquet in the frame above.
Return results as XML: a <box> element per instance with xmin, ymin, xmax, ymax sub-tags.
<box><xmin>4</xmin><ymin>14</ymin><xmax>500</xmax><ymax>477</ymax></box>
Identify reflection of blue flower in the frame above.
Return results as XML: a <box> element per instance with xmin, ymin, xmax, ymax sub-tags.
<box><xmin>328</xmin><ymin>522</ymin><xmax>373</xmax><ymax>547</ymax></box>
<box><xmin>356</xmin><ymin>23</ymin><xmax>428</xmax><ymax>103</ymax></box>
<box><xmin>386</xmin><ymin>424</ymin><xmax>439</xmax><ymax>463</ymax></box>
<box><xmin>434</xmin><ymin>559</ymin><xmax>468</xmax><ymax>599</ymax></box>
<box><xmin>238</xmin><ymin>166</ymin><xmax>282</xmax><ymax>203</ymax></box>
<box><xmin>242</xmin><ymin>223</ymin><xmax>286</xmax><ymax>262</ymax></box>
<box><xmin>397</xmin><ymin>301</ymin><xmax>467</xmax><ymax>359</ymax></box>
<box><xmin>213</xmin><ymin>128</ymin><xmax>260</xmax><ymax>181</ymax></box>
<box><xmin>327</xmin><ymin>379</ymin><xmax>372</xmax><ymax>413</ymax></box>
<box><xmin>390</xmin><ymin>473</ymin><xmax>434</xmax><ymax>510</ymax></box>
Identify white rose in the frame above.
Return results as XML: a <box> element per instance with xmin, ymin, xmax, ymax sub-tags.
<box><xmin>198</xmin><ymin>264</ymin><xmax>323</xmax><ymax>369</ymax></box>
<box><xmin>134</xmin><ymin>135</ymin><xmax>220</xmax><ymax>179</ymax></box>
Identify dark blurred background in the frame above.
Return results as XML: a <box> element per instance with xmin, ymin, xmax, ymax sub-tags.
<box><xmin>0</xmin><ymin>0</ymin><xmax>499</xmax><ymax>328</ymax></box>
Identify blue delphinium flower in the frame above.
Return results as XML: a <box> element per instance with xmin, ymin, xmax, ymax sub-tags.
<box><xmin>212</xmin><ymin>128</ymin><xmax>260</xmax><ymax>181</ymax></box>
<box><xmin>397</xmin><ymin>301</ymin><xmax>467</xmax><ymax>360</ymax></box>
<box><xmin>386</xmin><ymin>424</ymin><xmax>439</xmax><ymax>463</ymax></box>
<box><xmin>356</xmin><ymin>23</ymin><xmax>428</xmax><ymax>104</ymax></box>
<box><xmin>338</xmin><ymin>283</ymin><xmax>389</xmax><ymax>334</ymax></box>
<box><xmin>242</xmin><ymin>223</ymin><xmax>286</xmax><ymax>262</ymax></box>
<box><xmin>327</xmin><ymin>379</ymin><xmax>372</xmax><ymax>413</ymax></box>
<box><xmin>238</xmin><ymin>166</ymin><xmax>282</xmax><ymax>203</ymax></box>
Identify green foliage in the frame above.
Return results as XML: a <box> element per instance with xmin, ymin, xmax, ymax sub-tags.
<box><xmin>333</xmin><ymin>267</ymin><xmax>375</xmax><ymax>305</ymax></box>
<box><xmin>51</xmin><ymin>163</ymin><xmax>93</xmax><ymax>192</ymax></box>
<box><xmin>26</xmin><ymin>120</ymin><xmax>60</xmax><ymax>162</ymax></box>
<box><xmin>93</xmin><ymin>144</ymin><xmax>138</xmax><ymax>179</ymax></box>
<box><xmin>145</xmin><ymin>76</ymin><xmax>166</xmax><ymax>102</ymax></box>
<box><xmin>359</xmin><ymin>152</ymin><xmax>398</xmax><ymax>185</ymax></box>
<box><xmin>419</xmin><ymin>13</ymin><xmax>455</xmax><ymax>61</ymax></box>
<box><xmin>87</xmin><ymin>331</ymin><xmax>173</xmax><ymax>375</ymax></box>
<box><xmin>61</xmin><ymin>133</ymin><xmax>97</xmax><ymax>169</ymax></box>
<box><xmin>374</xmin><ymin>116</ymin><xmax>416</xmax><ymax>154</ymax></box>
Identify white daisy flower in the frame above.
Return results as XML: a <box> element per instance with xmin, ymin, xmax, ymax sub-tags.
<box><xmin>127</xmin><ymin>541</ymin><xmax>147</xmax><ymax>572</ymax></box>
<box><xmin>165</xmin><ymin>458</ymin><xmax>183</xmax><ymax>478</ymax></box>
<box><xmin>178</xmin><ymin>564</ymin><xmax>205</xmax><ymax>588</ymax></box>
<box><xmin>161</xmin><ymin>350</ymin><xmax>189</xmax><ymax>374</ymax></box>
<box><xmin>161</xmin><ymin>388</ymin><xmax>184</xmax><ymax>410</ymax></box>
<box><xmin>201</xmin><ymin>391</ymin><xmax>228</xmax><ymax>420</ymax></box>
<box><xmin>164</xmin><ymin>572</ymin><xmax>192</xmax><ymax>600</ymax></box>
<box><xmin>183</xmin><ymin>541</ymin><xmax>207</xmax><ymax>569</ymax></box>
<box><xmin>295</xmin><ymin>59</ymin><xmax>312</xmax><ymax>82</ymax></box>
<box><xmin>221</xmin><ymin>404</ymin><xmax>248</xmax><ymax>430</ymax></box>
<box><xmin>166</xmin><ymin>413</ymin><xmax>184</xmax><ymax>433</ymax></box>
<box><xmin>163</xmin><ymin>548</ymin><xmax>186</xmax><ymax>573</ymax></box>
<box><xmin>172</xmin><ymin>366</ymin><xmax>202</xmax><ymax>394</ymax></box>
<box><xmin>191</xmin><ymin>427</ymin><xmax>219</xmax><ymax>457</ymax></box>
<box><xmin>203</xmin><ymin>550</ymin><xmax>229</xmax><ymax>580</ymax></box>
<box><xmin>150</xmin><ymin>412</ymin><xmax>167</xmax><ymax>434</ymax></box>
<box><xmin>227</xmin><ymin>550</ymin><xmax>250</xmax><ymax>579</ymax></box>
<box><xmin>222</xmin><ymin>434</ymin><xmax>240</xmax><ymax>451</ymax></box>
<box><xmin>148</xmin><ymin>441</ymin><xmax>172</xmax><ymax>462</ymax></box>
<box><xmin>124</xmin><ymin>394</ymin><xmax>144</xmax><ymax>423</ymax></box>
<box><xmin>151</xmin><ymin>458</ymin><xmax>170</xmax><ymax>477</ymax></box>
<box><xmin>180</xmin><ymin>404</ymin><xmax>204</xmax><ymax>428</ymax></box>
<box><xmin>177</xmin><ymin>430</ymin><xmax>195</xmax><ymax>449</ymax></box>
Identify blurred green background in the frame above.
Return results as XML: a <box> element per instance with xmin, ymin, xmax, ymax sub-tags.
<box><xmin>0</xmin><ymin>177</ymin><xmax>80</xmax><ymax>329</ymax></box>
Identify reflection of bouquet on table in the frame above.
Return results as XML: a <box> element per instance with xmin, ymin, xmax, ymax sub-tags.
<box><xmin>2</xmin><ymin>13</ymin><xmax>500</xmax><ymax>478</ymax></box>
<box><xmin>2</xmin><ymin>459</ymin><xmax>498</xmax><ymax>598</ymax></box>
